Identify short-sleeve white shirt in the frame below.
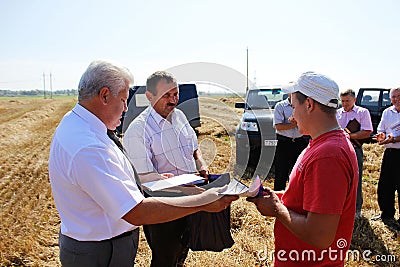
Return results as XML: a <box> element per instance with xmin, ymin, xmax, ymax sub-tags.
<box><xmin>273</xmin><ymin>99</ymin><xmax>302</xmax><ymax>138</ymax></box>
<box><xmin>48</xmin><ymin>104</ymin><xmax>144</xmax><ymax>241</ymax></box>
<box><xmin>377</xmin><ymin>105</ymin><xmax>400</xmax><ymax>149</ymax></box>
<box><xmin>123</xmin><ymin>106</ymin><xmax>198</xmax><ymax>175</ymax></box>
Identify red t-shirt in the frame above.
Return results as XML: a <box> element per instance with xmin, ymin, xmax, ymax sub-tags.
<box><xmin>274</xmin><ymin>130</ymin><xmax>358</xmax><ymax>267</ymax></box>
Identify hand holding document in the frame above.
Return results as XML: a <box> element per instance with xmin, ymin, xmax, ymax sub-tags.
<box><xmin>142</xmin><ymin>174</ymin><xmax>205</xmax><ymax>192</ymax></box>
<box><xmin>218</xmin><ymin>176</ymin><xmax>263</xmax><ymax>197</ymax></box>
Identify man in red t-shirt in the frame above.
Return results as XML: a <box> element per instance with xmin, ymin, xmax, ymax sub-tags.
<box><xmin>248</xmin><ymin>71</ymin><xmax>358</xmax><ymax>266</ymax></box>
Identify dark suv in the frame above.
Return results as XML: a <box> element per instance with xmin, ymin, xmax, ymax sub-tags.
<box><xmin>355</xmin><ymin>88</ymin><xmax>391</xmax><ymax>134</ymax></box>
<box><xmin>235</xmin><ymin>88</ymin><xmax>287</xmax><ymax>178</ymax></box>
<box><xmin>117</xmin><ymin>83</ymin><xmax>200</xmax><ymax>134</ymax></box>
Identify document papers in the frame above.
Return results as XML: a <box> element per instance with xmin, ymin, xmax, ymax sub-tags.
<box><xmin>219</xmin><ymin>176</ymin><xmax>262</xmax><ymax>197</ymax></box>
<box><xmin>142</xmin><ymin>174</ymin><xmax>205</xmax><ymax>191</ymax></box>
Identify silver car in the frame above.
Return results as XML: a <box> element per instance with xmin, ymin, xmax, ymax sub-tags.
<box><xmin>235</xmin><ymin>87</ymin><xmax>287</xmax><ymax>179</ymax></box>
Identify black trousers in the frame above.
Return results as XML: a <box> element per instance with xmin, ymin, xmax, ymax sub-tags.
<box><xmin>143</xmin><ymin>216</ymin><xmax>189</xmax><ymax>267</ymax></box>
<box><xmin>354</xmin><ymin>146</ymin><xmax>364</xmax><ymax>212</ymax></box>
<box><xmin>274</xmin><ymin>134</ymin><xmax>309</xmax><ymax>191</ymax></box>
<box><xmin>378</xmin><ymin>148</ymin><xmax>400</xmax><ymax>219</ymax></box>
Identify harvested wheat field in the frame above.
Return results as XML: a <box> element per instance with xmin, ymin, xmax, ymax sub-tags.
<box><xmin>0</xmin><ymin>96</ymin><xmax>399</xmax><ymax>267</ymax></box>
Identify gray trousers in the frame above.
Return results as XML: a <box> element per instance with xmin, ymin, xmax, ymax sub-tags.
<box><xmin>59</xmin><ymin>228</ymin><xmax>139</xmax><ymax>267</ymax></box>
<box><xmin>354</xmin><ymin>146</ymin><xmax>363</xmax><ymax>212</ymax></box>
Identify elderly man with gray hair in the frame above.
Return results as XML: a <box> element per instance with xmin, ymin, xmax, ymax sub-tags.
<box><xmin>372</xmin><ymin>87</ymin><xmax>400</xmax><ymax>231</ymax></box>
<box><xmin>48</xmin><ymin>60</ymin><xmax>237</xmax><ymax>266</ymax></box>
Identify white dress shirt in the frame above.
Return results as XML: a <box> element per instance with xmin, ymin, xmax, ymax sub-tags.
<box><xmin>377</xmin><ymin>105</ymin><xmax>400</xmax><ymax>149</ymax></box>
<box><xmin>123</xmin><ymin>106</ymin><xmax>198</xmax><ymax>175</ymax></box>
<box><xmin>49</xmin><ymin>104</ymin><xmax>144</xmax><ymax>241</ymax></box>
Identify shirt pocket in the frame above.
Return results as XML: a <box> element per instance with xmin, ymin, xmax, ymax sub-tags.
<box><xmin>179</xmin><ymin>135</ymin><xmax>195</xmax><ymax>160</ymax></box>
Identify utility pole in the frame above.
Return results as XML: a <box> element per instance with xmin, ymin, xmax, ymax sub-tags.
<box><xmin>50</xmin><ymin>72</ymin><xmax>53</xmax><ymax>99</ymax></box>
<box><xmin>246</xmin><ymin>47</ymin><xmax>249</xmax><ymax>93</ymax></box>
<box><xmin>43</xmin><ymin>72</ymin><xmax>46</xmax><ymax>99</ymax></box>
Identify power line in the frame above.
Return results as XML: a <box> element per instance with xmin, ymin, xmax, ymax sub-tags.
<box><xmin>50</xmin><ymin>72</ymin><xmax>53</xmax><ymax>99</ymax></box>
<box><xmin>43</xmin><ymin>72</ymin><xmax>46</xmax><ymax>99</ymax></box>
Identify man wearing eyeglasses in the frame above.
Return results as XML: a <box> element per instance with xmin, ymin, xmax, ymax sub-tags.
<box><xmin>372</xmin><ymin>87</ymin><xmax>400</xmax><ymax>231</ymax></box>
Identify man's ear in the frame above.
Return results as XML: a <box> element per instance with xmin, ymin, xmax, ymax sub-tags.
<box><xmin>99</xmin><ymin>87</ymin><xmax>110</xmax><ymax>105</ymax></box>
<box><xmin>306</xmin><ymin>98</ymin><xmax>315</xmax><ymax>113</ymax></box>
<box><xmin>145</xmin><ymin>91</ymin><xmax>153</xmax><ymax>103</ymax></box>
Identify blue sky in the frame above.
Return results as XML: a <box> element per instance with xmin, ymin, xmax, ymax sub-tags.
<box><xmin>0</xmin><ymin>0</ymin><xmax>399</xmax><ymax>93</ymax></box>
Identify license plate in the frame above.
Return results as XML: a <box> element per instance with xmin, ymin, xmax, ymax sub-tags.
<box><xmin>264</xmin><ymin>140</ymin><xmax>277</xmax><ymax>146</ymax></box>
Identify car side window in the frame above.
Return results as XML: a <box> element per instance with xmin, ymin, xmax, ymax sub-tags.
<box><xmin>381</xmin><ymin>92</ymin><xmax>391</xmax><ymax>107</ymax></box>
<box><xmin>361</xmin><ymin>91</ymin><xmax>380</xmax><ymax>107</ymax></box>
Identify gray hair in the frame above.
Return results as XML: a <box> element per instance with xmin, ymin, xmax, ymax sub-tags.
<box><xmin>78</xmin><ymin>60</ymin><xmax>134</xmax><ymax>101</ymax></box>
<box><xmin>146</xmin><ymin>71</ymin><xmax>177</xmax><ymax>96</ymax></box>
<box><xmin>390</xmin><ymin>87</ymin><xmax>400</xmax><ymax>98</ymax></box>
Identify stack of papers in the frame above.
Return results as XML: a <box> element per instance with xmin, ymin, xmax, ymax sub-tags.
<box><xmin>219</xmin><ymin>176</ymin><xmax>262</xmax><ymax>197</ymax></box>
<box><xmin>142</xmin><ymin>173</ymin><xmax>263</xmax><ymax>197</ymax></box>
<box><xmin>142</xmin><ymin>174</ymin><xmax>205</xmax><ymax>192</ymax></box>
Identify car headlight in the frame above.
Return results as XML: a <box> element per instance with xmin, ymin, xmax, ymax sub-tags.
<box><xmin>240</xmin><ymin>121</ymin><xmax>259</xmax><ymax>132</ymax></box>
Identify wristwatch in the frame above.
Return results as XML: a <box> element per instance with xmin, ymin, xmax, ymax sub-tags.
<box><xmin>392</xmin><ymin>136</ymin><xmax>396</xmax><ymax>143</ymax></box>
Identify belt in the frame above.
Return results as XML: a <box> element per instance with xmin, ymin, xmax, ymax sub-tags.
<box><xmin>109</xmin><ymin>228</ymin><xmax>138</xmax><ymax>241</ymax></box>
<box><xmin>276</xmin><ymin>134</ymin><xmax>306</xmax><ymax>142</ymax></box>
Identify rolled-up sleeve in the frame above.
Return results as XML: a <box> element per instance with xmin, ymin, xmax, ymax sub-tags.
<box><xmin>377</xmin><ymin>110</ymin><xmax>387</xmax><ymax>133</ymax></box>
<box><xmin>273</xmin><ymin>103</ymin><xmax>285</xmax><ymax>126</ymax></box>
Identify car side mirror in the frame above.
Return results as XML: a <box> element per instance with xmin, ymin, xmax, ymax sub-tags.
<box><xmin>235</xmin><ymin>102</ymin><xmax>245</xmax><ymax>109</ymax></box>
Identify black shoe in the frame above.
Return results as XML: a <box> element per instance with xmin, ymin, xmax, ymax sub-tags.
<box><xmin>382</xmin><ymin>217</ymin><xmax>400</xmax><ymax>232</ymax></box>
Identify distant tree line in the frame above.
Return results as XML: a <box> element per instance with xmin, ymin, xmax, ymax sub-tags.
<box><xmin>0</xmin><ymin>89</ymin><xmax>78</xmax><ymax>97</ymax></box>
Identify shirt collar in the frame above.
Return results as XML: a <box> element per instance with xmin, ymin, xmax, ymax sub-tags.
<box><xmin>389</xmin><ymin>105</ymin><xmax>400</xmax><ymax>113</ymax></box>
<box><xmin>340</xmin><ymin>105</ymin><xmax>358</xmax><ymax>113</ymax></box>
<box><xmin>282</xmin><ymin>98</ymin><xmax>291</xmax><ymax>107</ymax></box>
<box><xmin>72</xmin><ymin>103</ymin><xmax>107</xmax><ymax>134</ymax></box>
<box><xmin>149</xmin><ymin>105</ymin><xmax>175</xmax><ymax>126</ymax></box>
<box><xmin>310</xmin><ymin>129</ymin><xmax>342</xmax><ymax>146</ymax></box>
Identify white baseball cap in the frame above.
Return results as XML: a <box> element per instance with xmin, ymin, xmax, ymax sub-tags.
<box><xmin>283</xmin><ymin>71</ymin><xmax>339</xmax><ymax>108</ymax></box>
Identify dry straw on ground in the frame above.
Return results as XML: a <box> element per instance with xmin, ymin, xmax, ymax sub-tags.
<box><xmin>0</xmin><ymin>97</ymin><xmax>399</xmax><ymax>266</ymax></box>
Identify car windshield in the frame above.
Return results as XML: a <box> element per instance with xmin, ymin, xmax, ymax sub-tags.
<box><xmin>246</xmin><ymin>88</ymin><xmax>286</xmax><ymax>109</ymax></box>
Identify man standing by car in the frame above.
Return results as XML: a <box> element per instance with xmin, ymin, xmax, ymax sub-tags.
<box><xmin>123</xmin><ymin>71</ymin><xmax>209</xmax><ymax>267</ymax></box>
<box><xmin>373</xmin><ymin>87</ymin><xmax>400</xmax><ymax>231</ymax></box>
<box><xmin>336</xmin><ymin>89</ymin><xmax>373</xmax><ymax>218</ymax></box>
<box><xmin>273</xmin><ymin>93</ymin><xmax>309</xmax><ymax>190</ymax></box>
